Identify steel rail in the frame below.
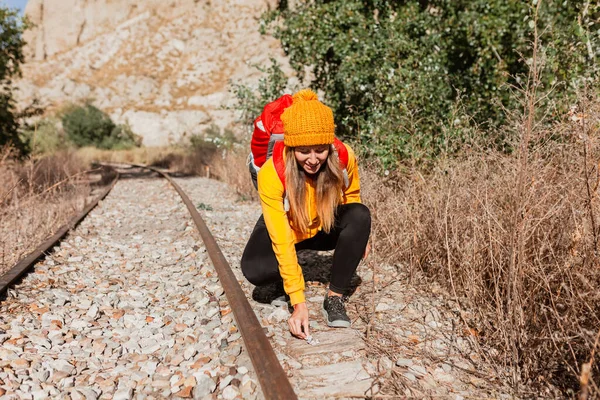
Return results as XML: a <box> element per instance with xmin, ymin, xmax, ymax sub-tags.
<box><xmin>0</xmin><ymin>166</ymin><xmax>119</xmax><ymax>296</ymax></box>
<box><xmin>137</xmin><ymin>164</ymin><xmax>298</xmax><ymax>400</ymax></box>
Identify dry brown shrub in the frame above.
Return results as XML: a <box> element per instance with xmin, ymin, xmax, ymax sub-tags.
<box><xmin>78</xmin><ymin>139</ymin><xmax>258</xmax><ymax>201</ymax></box>
<box><xmin>0</xmin><ymin>148</ymin><xmax>91</xmax><ymax>275</ymax></box>
<box><xmin>361</xmin><ymin>9</ymin><xmax>600</xmax><ymax>394</ymax></box>
<box><xmin>75</xmin><ymin>146</ymin><xmax>186</xmax><ymax>166</ymax></box>
<box><xmin>210</xmin><ymin>147</ymin><xmax>258</xmax><ymax>201</ymax></box>
<box><xmin>361</xmin><ymin>96</ymin><xmax>600</xmax><ymax>396</ymax></box>
<box><xmin>145</xmin><ymin>143</ymin><xmax>258</xmax><ymax>202</ymax></box>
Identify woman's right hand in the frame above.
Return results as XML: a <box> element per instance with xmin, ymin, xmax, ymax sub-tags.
<box><xmin>288</xmin><ymin>302</ymin><xmax>310</xmax><ymax>339</ymax></box>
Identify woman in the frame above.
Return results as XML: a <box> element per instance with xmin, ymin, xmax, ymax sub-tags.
<box><xmin>241</xmin><ymin>89</ymin><xmax>371</xmax><ymax>339</ymax></box>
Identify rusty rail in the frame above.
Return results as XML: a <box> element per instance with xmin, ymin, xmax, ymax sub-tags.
<box><xmin>137</xmin><ymin>164</ymin><xmax>298</xmax><ymax>400</ymax></box>
<box><xmin>0</xmin><ymin>166</ymin><xmax>119</xmax><ymax>296</ymax></box>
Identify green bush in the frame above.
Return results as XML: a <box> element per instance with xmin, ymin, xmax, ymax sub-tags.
<box><xmin>61</xmin><ymin>104</ymin><xmax>140</xmax><ymax>150</ymax></box>
<box><xmin>19</xmin><ymin>117</ymin><xmax>64</xmax><ymax>155</ymax></box>
<box><xmin>98</xmin><ymin>124</ymin><xmax>140</xmax><ymax>150</ymax></box>
<box><xmin>229</xmin><ymin>59</ymin><xmax>290</xmax><ymax>130</ymax></box>
<box><xmin>262</xmin><ymin>0</ymin><xmax>600</xmax><ymax>167</ymax></box>
<box><xmin>190</xmin><ymin>124</ymin><xmax>238</xmax><ymax>156</ymax></box>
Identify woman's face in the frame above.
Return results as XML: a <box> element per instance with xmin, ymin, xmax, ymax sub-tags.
<box><xmin>294</xmin><ymin>144</ymin><xmax>330</xmax><ymax>175</ymax></box>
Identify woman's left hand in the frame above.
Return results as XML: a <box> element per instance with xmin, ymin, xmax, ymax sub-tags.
<box><xmin>288</xmin><ymin>302</ymin><xmax>310</xmax><ymax>339</ymax></box>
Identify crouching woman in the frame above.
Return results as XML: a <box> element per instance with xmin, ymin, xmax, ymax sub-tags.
<box><xmin>241</xmin><ymin>89</ymin><xmax>371</xmax><ymax>339</ymax></box>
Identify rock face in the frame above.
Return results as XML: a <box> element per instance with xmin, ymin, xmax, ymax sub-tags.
<box><xmin>18</xmin><ymin>0</ymin><xmax>290</xmax><ymax>145</ymax></box>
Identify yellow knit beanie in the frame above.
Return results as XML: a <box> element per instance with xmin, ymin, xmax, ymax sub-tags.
<box><xmin>281</xmin><ymin>89</ymin><xmax>335</xmax><ymax>147</ymax></box>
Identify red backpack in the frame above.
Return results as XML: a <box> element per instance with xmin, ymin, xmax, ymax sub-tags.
<box><xmin>248</xmin><ymin>94</ymin><xmax>349</xmax><ymax>197</ymax></box>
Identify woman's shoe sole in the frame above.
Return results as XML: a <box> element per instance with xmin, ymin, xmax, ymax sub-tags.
<box><xmin>271</xmin><ymin>297</ymin><xmax>289</xmax><ymax>307</ymax></box>
<box><xmin>321</xmin><ymin>308</ymin><xmax>351</xmax><ymax>328</ymax></box>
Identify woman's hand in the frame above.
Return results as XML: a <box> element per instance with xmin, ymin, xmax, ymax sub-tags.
<box><xmin>288</xmin><ymin>302</ymin><xmax>310</xmax><ymax>339</ymax></box>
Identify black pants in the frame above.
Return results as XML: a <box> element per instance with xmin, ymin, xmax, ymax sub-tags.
<box><xmin>241</xmin><ymin>203</ymin><xmax>371</xmax><ymax>294</ymax></box>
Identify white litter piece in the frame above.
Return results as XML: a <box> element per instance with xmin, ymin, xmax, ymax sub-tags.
<box><xmin>306</xmin><ymin>335</ymin><xmax>319</xmax><ymax>346</ymax></box>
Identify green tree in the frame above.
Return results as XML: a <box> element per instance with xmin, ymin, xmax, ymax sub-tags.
<box><xmin>0</xmin><ymin>6</ymin><xmax>29</xmax><ymax>154</ymax></box>
<box><xmin>263</xmin><ymin>0</ymin><xmax>600</xmax><ymax>166</ymax></box>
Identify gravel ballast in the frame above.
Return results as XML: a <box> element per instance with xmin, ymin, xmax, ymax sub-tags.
<box><xmin>0</xmin><ymin>177</ymin><xmax>257</xmax><ymax>400</ymax></box>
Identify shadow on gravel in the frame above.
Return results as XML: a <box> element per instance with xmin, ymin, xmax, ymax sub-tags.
<box><xmin>116</xmin><ymin>169</ymin><xmax>158</xmax><ymax>180</ymax></box>
<box><xmin>91</xmin><ymin>164</ymin><xmax>159</xmax><ymax>183</ymax></box>
<box><xmin>251</xmin><ymin>281</ymin><xmax>285</xmax><ymax>304</ymax></box>
<box><xmin>251</xmin><ymin>249</ymin><xmax>363</xmax><ymax>305</ymax></box>
<box><xmin>298</xmin><ymin>249</ymin><xmax>362</xmax><ymax>296</ymax></box>
<box><xmin>112</xmin><ymin>167</ymin><xmax>160</xmax><ymax>181</ymax></box>
<box><xmin>161</xmin><ymin>172</ymin><xmax>198</xmax><ymax>178</ymax></box>
<box><xmin>89</xmin><ymin>164</ymin><xmax>121</xmax><ymax>187</ymax></box>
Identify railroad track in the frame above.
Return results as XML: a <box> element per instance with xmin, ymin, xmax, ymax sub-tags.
<box><xmin>0</xmin><ymin>164</ymin><xmax>373</xmax><ymax>400</ymax></box>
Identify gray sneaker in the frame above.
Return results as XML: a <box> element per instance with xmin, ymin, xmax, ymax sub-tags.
<box><xmin>322</xmin><ymin>293</ymin><xmax>351</xmax><ymax>328</ymax></box>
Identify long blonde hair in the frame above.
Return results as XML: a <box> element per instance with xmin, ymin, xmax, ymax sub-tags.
<box><xmin>284</xmin><ymin>145</ymin><xmax>345</xmax><ymax>233</ymax></box>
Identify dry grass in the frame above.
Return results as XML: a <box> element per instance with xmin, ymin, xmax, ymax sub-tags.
<box><xmin>130</xmin><ymin>143</ymin><xmax>259</xmax><ymax>202</ymax></box>
<box><xmin>0</xmin><ymin>148</ymin><xmax>92</xmax><ymax>275</ymax></box>
<box><xmin>360</xmin><ymin>94</ymin><xmax>600</xmax><ymax>397</ymax></box>
<box><xmin>75</xmin><ymin>146</ymin><xmax>187</xmax><ymax>166</ymax></box>
<box><xmin>174</xmin><ymin>145</ymin><xmax>257</xmax><ymax>201</ymax></box>
<box><xmin>0</xmin><ymin>140</ymin><xmax>255</xmax><ymax>278</ymax></box>
<box><xmin>209</xmin><ymin>147</ymin><xmax>258</xmax><ymax>201</ymax></box>
<box><xmin>77</xmin><ymin>141</ymin><xmax>258</xmax><ymax>201</ymax></box>
<box><xmin>360</xmin><ymin>9</ymin><xmax>600</xmax><ymax>395</ymax></box>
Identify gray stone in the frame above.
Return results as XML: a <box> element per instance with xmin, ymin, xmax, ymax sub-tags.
<box><xmin>193</xmin><ymin>374</ymin><xmax>216</xmax><ymax>398</ymax></box>
<box><xmin>380</xmin><ymin>356</ymin><xmax>393</xmax><ymax>370</ymax></box>
<box><xmin>433</xmin><ymin>368</ymin><xmax>455</xmax><ymax>384</ymax></box>
<box><xmin>184</xmin><ymin>346</ymin><xmax>197</xmax><ymax>360</ymax></box>
<box><xmin>222</xmin><ymin>385</ymin><xmax>239</xmax><ymax>400</ymax></box>
<box><xmin>71</xmin><ymin>319</ymin><xmax>90</xmax><ymax>329</ymax></box>
<box><xmin>403</xmin><ymin>372</ymin><xmax>417</xmax><ymax>382</ymax></box>
<box><xmin>51</xmin><ymin>360</ymin><xmax>75</xmax><ymax>375</ymax></box>
<box><xmin>31</xmin><ymin>390</ymin><xmax>49</xmax><ymax>400</ymax></box>
<box><xmin>267</xmin><ymin>307</ymin><xmax>289</xmax><ymax>323</ymax></box>
<box><xmin>0</xmin><ymin>348</ymin><xmax>18</xmax><ymax>361</ymax></box>
<box><xmin>33</xmin><ymin>370</ymin><xmax>50</xmax><ymax>382</ymax></box>
<box><xmin>218</xmin><ymin>375</ymin><xmax>233</xmax><ymax>390</ymax></box>
<box><xmin>408</xmin><ymin>365</ymin><xmax>427</xmax><ymax>377</ymax></box>
<box><xmin>86</xmin><ymin>305</ymin><xmax>100</xmax><ymax>320</ymax></box>
<box><xmin>396</xmin><ymin>358</ymin><xmax>413</xmax><ymax>367</ymax></box>
<box><xmin>41</xmin><ymin>314</ymin><xmax>64</xmax><ymax>327</ymax></box>
<box><xmin>428</xmin><ymin>321</ymin><xmax>440</xmax><ymax>328</ymax></box>
<box><xmin>113</xmin><ymin>388</ymin><xmax>133</xmax><ymax>400</ymax></box>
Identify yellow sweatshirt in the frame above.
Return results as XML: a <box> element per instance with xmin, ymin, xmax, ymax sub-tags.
<box><xmin>257</xmin><ymin>143</ymin><xmax>362</xmax><ymax>305</ymax></box>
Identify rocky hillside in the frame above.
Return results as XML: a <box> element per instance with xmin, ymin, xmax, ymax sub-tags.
<box><xmin>17</xmin><ymin>0</ymin><xmax>290</xmax><ymax>145</ymax></box>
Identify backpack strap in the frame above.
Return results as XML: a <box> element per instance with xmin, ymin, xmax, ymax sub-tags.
<box><xmin>271</xmin><ymin>141</ymin><xmax>290</xmax><ymax>212</ymax></box>
<box><xmin>332</xmin><ymin>138</ymin><xmax>350</xmax><ymax>188</ymax></box>
<box><xmin>272</xmin><ymin>140</ymin><xmax>287</xmax><ymax>190</ymax></box>
<box><xmin>333</xmin><ymin>138</ymin><xmax>348</xmax><ymax>168</ymax></box>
